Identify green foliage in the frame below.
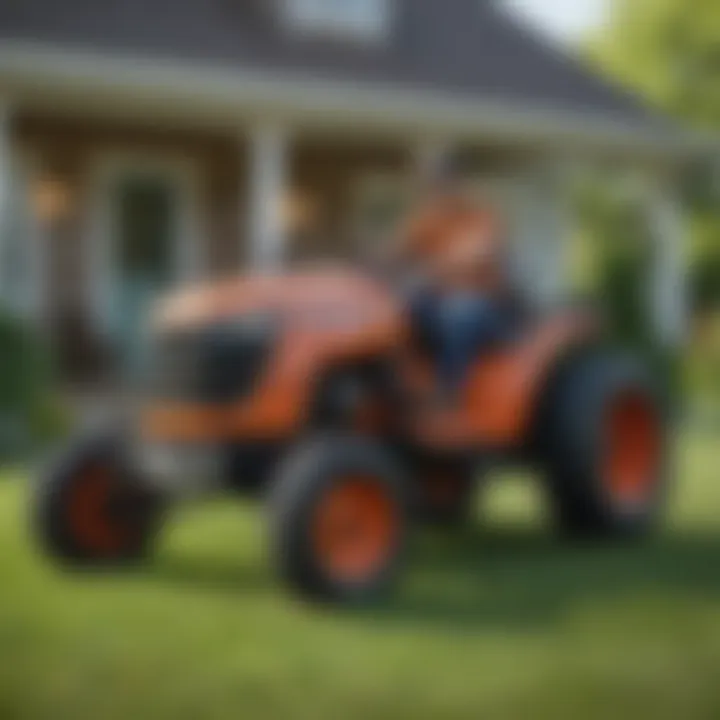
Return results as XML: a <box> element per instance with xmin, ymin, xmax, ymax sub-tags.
<box><xmin>573</xmin><ymin>177</ymin><xmax>683</xmax><ymax>403</ymax></box>
<box><xmin>0</xmin><ymin>310</ymin><xmax>68</xmax><ymax>456</ymax></box>
<box><xmin>589</xmin><ymin>0</ymin><xmax>720</xmax><ymax>313</ymax></box>
<box><xmin>590</xmin><ymin>0</ymin><xmax>720</xmax><ymax>129</ymax></box>
<box><xmin>687</xmin><ymin>209</ymin><xmax>720</xmax><ymax>313</ymax></box>
<box><xmin>685</xmin><ymin>315</ymin><xmax>720</xmax><ymax>419</ymax></box>
<box><xmin>574</xmin><ymin>177</ymin><xmax>654</xmax><ymax>344</ymax></box>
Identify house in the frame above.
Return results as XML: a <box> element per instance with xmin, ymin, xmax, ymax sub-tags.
<box><xmin>0</xmin><ymin>0</ymin><xmax>698</xmax><ymax>382</ymax></box>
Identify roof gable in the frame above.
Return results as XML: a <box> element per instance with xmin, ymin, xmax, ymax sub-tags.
<box><xmin>0</xmin><ymin>0</ymin><xmax>655</xmax><ymax>124</ymax></box>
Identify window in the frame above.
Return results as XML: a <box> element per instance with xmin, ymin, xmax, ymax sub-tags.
<box><xmin>282</xmin><ymin>0</ymin><xmax>392</xmax><ymax>42</ymax></box>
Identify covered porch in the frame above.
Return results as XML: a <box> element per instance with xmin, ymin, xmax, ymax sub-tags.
<box><xmin>0</xmin><ymin>98</ymin><xmax>689</xmax><ymax>385</ymax></box>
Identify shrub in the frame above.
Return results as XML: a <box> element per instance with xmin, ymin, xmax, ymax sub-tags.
<box><xmin>0</xmin><ymin>311</ymin><xmax>69</xmax><ymax>458</ymax></box>
<box><xmin>574</xmin><ymin>177</ymin><xmax>682</xmax><ymax>405</ymax></box>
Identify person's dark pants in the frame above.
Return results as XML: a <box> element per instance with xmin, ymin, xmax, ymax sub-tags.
<box><xmin>411</xmin><ymin>289</ymin><xmax>510</xmax><ymax>395</ymax></box>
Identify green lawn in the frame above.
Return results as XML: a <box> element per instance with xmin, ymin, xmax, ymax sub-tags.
<box><xmin>2</xmin><ymin>430</ymin><xmax>720</xmax><ymax>720</ymax></box>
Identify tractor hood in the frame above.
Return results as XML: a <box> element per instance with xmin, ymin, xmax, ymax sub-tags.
<box><xmin>152</xmin><ymin>265</ymin><xmax>401</xmax><ymax>334</ymax></box>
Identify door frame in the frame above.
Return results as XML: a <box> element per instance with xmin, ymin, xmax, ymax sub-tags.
<box><xmin>86</xmin><ymin>150</ymin><xmax>203</xmax><ymax>338</ymax></box>
<box><xmin>3</xmin><ymin>145</ymin><xmax>48</xmax><ymax>325</ymax></box>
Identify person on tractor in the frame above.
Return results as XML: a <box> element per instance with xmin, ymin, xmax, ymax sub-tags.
<box><xmin>390</xmin><ymin>169</ymin><xmax>517</xmax><ymax>440</ymax></box>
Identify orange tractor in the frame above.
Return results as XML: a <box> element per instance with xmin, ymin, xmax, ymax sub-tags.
<box><xmin>35</xmin><ymin>267</ymin><xmax>667</xmax><ymax>604</ymax></box>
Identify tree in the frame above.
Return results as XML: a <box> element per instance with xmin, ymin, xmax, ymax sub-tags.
<box><xmin>591</xmin><ymin>0</ymin><xmax>720</xmax><ymax>128</ymax></box>
<box><xmin>589</xmin><ymin>0</ymin><xmax>720</xmax><ymax>314</ymax></box>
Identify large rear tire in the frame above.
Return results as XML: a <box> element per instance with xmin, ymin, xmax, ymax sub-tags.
<box><xmin>269</xmin><ymin>435</ymin><xmax>409</xmax><ymax>604</ymax></box>
<box><xmin>542</xmin><ymin>353</ymin><xmax>668</xmax><ymax>539</ymax></box>
<box><xmin>35</xmin><ymin>432</ymin><xmax>162</xmax><ymax>566</ymax></box>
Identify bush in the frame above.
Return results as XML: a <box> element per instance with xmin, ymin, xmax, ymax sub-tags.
<box><xmin>574</xmin><ymin>177</ymin><xmax>682</xmax><ymax>406</ymax></box>
<box><xmin>690</xmin><ymin>250</ymin><xmax>720</xmax><ymax>316</ymax></box>
<box><xmin>0</xmin><ymin>311</ymin><xmax>69</xmax><ymax>458</ymax></box>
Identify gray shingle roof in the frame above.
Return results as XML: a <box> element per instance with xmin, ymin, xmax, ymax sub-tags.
<box><xmin>0</xmin><ymin>0</ymin><xmax>657</xmax><ymax>125</ymax></box>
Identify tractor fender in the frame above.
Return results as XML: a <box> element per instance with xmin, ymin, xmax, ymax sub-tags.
<box><xmin>465</xmin><ymin>312</ymin><xmax>602</xmax><ymax>448</ymax></box>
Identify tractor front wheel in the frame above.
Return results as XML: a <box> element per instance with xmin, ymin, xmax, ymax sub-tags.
<box><xmin>35</xmin><ymin>432</ymin><xmax>162</xmax><ymax>566</ymax></box>
<box><xmin>269</xmin><ymin>436</ymin><xmax>409</xmax><ymax>604</ymax></box>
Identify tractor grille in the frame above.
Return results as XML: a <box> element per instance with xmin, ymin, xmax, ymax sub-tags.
<box><xmin>147</xmin><ymin>319</ymin><xmax>275</xmax><ymax>404</ymax></box>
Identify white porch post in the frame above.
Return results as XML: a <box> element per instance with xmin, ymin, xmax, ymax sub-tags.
<box><xmin>0</xmin><ymin>101</ymin><xmax>11</xmax><ymax>307</ymax></box>
<box><xmin>413</xmin><ymin>138</ymin><xmax>452</xmax><ymax>179</ymax></box>
<box><xmin>516</xmin><ymin>162</ymin><xmax>572</xmax><ymax>307</ymax></box>
<box><xmin>647</xmin><ymin>178</ymin><xmax>688</xmax><ymax>347</ymax></box>
<box><xmin>247</xmin><ymin>124</ymin><xmax>289</xmax><ymax>269</ymax></box>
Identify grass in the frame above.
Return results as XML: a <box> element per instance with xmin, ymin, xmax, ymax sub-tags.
<box><xmin>1</xmin><ymin>429</ymin><xmax>720</xmax><ymax>719</ymax></box>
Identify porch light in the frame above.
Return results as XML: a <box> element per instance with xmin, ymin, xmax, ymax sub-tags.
<box><xmin>32</xmin><ymin>176</ymin><xmax>73</xmax><ymax>223</ymax></box>
<box><xmin>282</xmin><ymin>189</ymin><xmax>321</xmax><ymax>235</ymax></box>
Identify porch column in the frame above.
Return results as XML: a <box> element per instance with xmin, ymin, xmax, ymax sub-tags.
<box><xmin>646</xmin><ymin>178</ymin><xmax>688</xmax><ymax>347</ymax></box>
<box><xmin>412</xmin><ymin>139</ymin><xmax>452</xmax><ymax>179</ymax></box>
<box><xmin>517</xmin><ymin>162</ymin><xmax>572</xmax><ymax>307</ymax></box>
<box><xmin>0</xmin><ymin>101</ymin><xmax>11</xmax><ymax>306</ymax></box>
<box><xmin>247</xmin><ymin>124</ymin><xmax>289</xmax><ymax>269</ymax></box>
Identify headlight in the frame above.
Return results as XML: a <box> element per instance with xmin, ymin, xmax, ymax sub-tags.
<box><xmin>200</xmin><ymin>314</ymin><xmax>278</xmax><ymax>402</ymax></box>
<box><xmin>145</xmin><ymin>314</ymin><xmax>278</xmax><ymax>403</ymax></box>
<box><xmin>208</xmin><ymin>313</ymin><xmax>277</xmax><ymax>346</ymax></box>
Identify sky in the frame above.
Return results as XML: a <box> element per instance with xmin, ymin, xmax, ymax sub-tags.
<box><xmin>503</xmin><ymin>0</ymin><xmax>608</xmax><ymax>42</ymax></box>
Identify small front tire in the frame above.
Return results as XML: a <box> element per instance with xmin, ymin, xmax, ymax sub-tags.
<box><xmin>34</xmin><ymin>432</ymin><xmax>162</xmax><ymax>566</ymax></box>
<box><xmin>269</xmin><ymin>435</ymin><xmax>409</xmax><ymax>605</ymax></box>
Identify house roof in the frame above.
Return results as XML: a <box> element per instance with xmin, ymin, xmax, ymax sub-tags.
<box><xmin>0</xmin><ymin>0</ymin><xmax>659</xmax><ymax>123</ymax></box>
<box><xmin>0</xmin><ymin>0</ymin><xmax>704</xmax><ymax>161</ymax></box>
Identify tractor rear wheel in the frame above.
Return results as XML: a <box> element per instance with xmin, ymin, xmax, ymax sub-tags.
<box><xmin>35</xmin><ymin>432</ymin><xmax>162</xmax><ymax>565</ymax></box>
<box><xmin>542</xmin><ymin>353</ymin><xmax>667</xmax><ymax>539</ymax></box>
<box><xmin>269</xmin><ymin>435</ymin><xmax>409</xmax><ymax>604</ymax></box>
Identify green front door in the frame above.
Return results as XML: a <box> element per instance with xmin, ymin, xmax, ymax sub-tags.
<box><xmin>113</xmin><ymin>175</ymin><xmax>176</xmax><ymax>376</ymax></box>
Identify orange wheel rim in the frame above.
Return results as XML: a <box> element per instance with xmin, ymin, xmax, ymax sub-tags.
<box><xmin>313</xmin><ymin>477</ymin><xmax>397</xmax><ymax>585</ymax></box>
<box><xmin>604</xmin><ymin>392</ymin><xmax>661</xmax><ymax>507</ymax></box>
<box><xmin>67</xmin><ymin>465</ymin><xmax>130</xmax><ymax>554</ymax></box>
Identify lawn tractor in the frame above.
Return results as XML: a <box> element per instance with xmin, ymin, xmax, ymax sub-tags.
<box><xmin>34</xmin><ymin>266</ymin><xmax>667</xmax><ymax>604</ymax></box>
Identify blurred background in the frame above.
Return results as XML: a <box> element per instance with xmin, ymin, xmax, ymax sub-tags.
<box><xmin>0</xmin><ymin>1</ymin><xmax>719</xmax><ymax>718</ymax></box>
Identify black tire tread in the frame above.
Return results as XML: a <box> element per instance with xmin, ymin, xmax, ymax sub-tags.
<box><xmin>34</xmin><ymin>430</ymin><xmax>160</xmax><ymax>566</ymax></box>
<box><xmin>542</xmin><ymin>351</ymin><xmax>668</xmax><ymax>539</ymax></box>
<box><xmin>268</xmin><ymin>434</ymin><xmax>409</xmax><ymax>604</ymax></box>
